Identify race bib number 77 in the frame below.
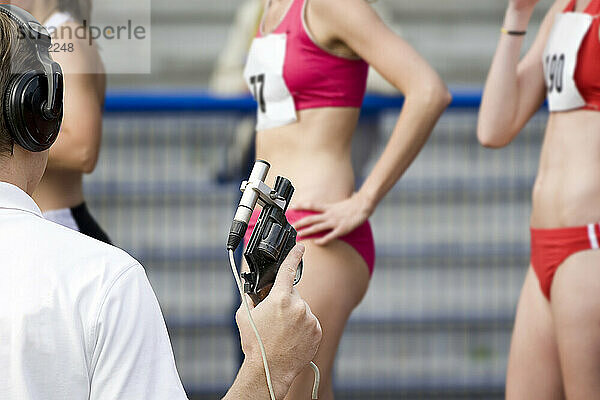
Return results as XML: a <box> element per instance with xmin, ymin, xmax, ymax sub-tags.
<box><xmin>244</xmin><ymin>34</ymin><xmax>298</xmax><ymax>130</ymax></box>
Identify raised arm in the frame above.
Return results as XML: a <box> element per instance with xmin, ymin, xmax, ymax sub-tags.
<box><xmin>47</xmin><ymin>22</ymin><xmax>105</xmax><ymax>173</ymax></box>
<box><xmin>477</xmin><ymin>0</ymin><xmax>568</xmax><ymax>148</ymax></box>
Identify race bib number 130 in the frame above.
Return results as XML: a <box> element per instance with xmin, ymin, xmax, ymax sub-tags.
<box><xmin>542</xmin><ymin>12</ymin><xmax>592</xmax><ymax>111</ymax></box>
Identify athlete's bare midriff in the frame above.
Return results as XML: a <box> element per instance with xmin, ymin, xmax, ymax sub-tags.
<box><xmin>531</xmin><ymin>110</ymin><xmax>600</xmax><ymax>228</ymax></box>
<box><xmin>256</xmin><ymin>107</ymin><xmax>361</xmax><ymax>208</ymax></box>
<box><xmin>33</xmin><ymin>71</ymin><xmax>105</xmax><ymax>212</ymax></box>
<box><xmin>33</xmin><ymin>169</ymin><xmax>84</xmax><ymax>211</ymax></box>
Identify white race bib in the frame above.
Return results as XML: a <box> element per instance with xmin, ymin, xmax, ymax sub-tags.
<box><xmin>244</xmin><ymin>34</ymin><xmax>298</xmax><ymax>131</ymax></box>
<box><xmin>543</xmin><ymin>13</ymin><xmax>593</xmax><ymax>112</ymax></box>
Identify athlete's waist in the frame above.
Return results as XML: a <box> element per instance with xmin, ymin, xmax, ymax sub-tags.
<box><xmin>257</xmin><ymin>107</ymin><xmax>360</xmax><ymax>135</ymax></box>
<box><xmin>538</xmin><ymin>113</ymin><xmax>600</xmax><ymax>171</ymax></box>
<box><xmin>547</xmin><ymin>108</ymin><xmax>600</xmax><ymax>129</ymax></box>
<box><xmin>532</xmin><ymin>116</ymin><xmax>600</xmax><ymax>227</ymax></box>
<box><xmin>531</xmin><ymin>174</ymin><xmax>600</xmax><ymax>228</ymax></box>
<box><xmin>33</xmin><ymin>173</ymin><xmax>85</xmax><ymax>211</ymax></box>
<box><xmin>259</xmin><ymin>156</ymin><xmax>356</xmax><ymax>207</ymax></box>
<box><xmin>35</xmin><ymin>194</ymin><xmax>86</xmax><ymax>213</ymax></box>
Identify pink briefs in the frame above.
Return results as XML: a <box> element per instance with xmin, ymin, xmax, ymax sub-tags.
<box><xmin>244</xmin><ymin>209</ymin><xmax>375</xmax><ymax>276</ymax></box>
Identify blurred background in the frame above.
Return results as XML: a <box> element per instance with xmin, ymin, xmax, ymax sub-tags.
<box><xmin>87</xmin><ymin>0</ymin><xmax>553</xmax><ymax>398</ymax></box>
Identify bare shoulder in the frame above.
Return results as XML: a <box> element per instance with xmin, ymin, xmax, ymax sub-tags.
<box><xmin>50</xmin><ymin>21</ymin><xmax>105</xmax><ymax>75</ymax></box>
<box><xmin>545</xmin><ymin>0</ymin><xmax>571</xmax><ymax>19</ymax></box>
<box><xmin>531</xmin><ymin>0</ymin><xmax>573</xmax><ymax>43</ymax></box>
<box><xmin>306</xmin><ymin>0</ymin><xmax>388</xmax><ymax>57</ymax></box>
<box><xmin>554</xmin><ymin>0</ymin><xmax>571</xmax><ymax>9</ymax></box>
<box><xmin>307</xmin><ymin>0</ymin><xmax>383</xmax><ymax>38</ymax></box>
<box><xmin>308</xmin><ymin>0</ymin><xmax>374</xmax><ymax>17</ymax></box>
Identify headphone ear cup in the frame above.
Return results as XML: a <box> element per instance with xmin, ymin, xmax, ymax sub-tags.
<box><xmin>3</xmin><ymin>70</ymin><xmax>63</xmax><ymax>153</ymax></box>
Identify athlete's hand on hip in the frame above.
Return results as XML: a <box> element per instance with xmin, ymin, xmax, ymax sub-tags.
<box><xmin>292</xmin><ymin>193</ymin><xmax>373</xmax><ymax>246</ymax></box>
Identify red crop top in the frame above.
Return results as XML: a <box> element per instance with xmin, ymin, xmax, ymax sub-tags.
<box><xmin>566</xmin><ymin>0</ymin><xmax>600</xmax><ymax>110</ymax></box>
<box><xmin>254</xmin><ymin>0</ymin><xmax>369</xmax><ymax>110</ymax></box>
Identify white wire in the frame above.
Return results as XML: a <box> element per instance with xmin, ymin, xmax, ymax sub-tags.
<box><xmin>309</xmin><ymin>361</ymin><xmax>320</xmax><ymax>399</ymax></box>
<box><xmin>228</xmin><ymin>249</ymin><xmax>321</xmax><ymax>400</ymax></box>
<box><xmin>228</xmin><ymin>250</ymin><xmax>276</xmax><ymax>400</ymax></box>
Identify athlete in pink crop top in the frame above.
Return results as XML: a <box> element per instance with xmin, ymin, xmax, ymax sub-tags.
<box><xmin>252</xmin><ymin>0</ymin><xmax>369</xmax><ymax>111</ymax></box>
<box><xmin>479</xmin><ymin>0</ymin><xmax>600</xmax><ymax>397</ymax></box>
<box><xmin>244</xmin><ymin>0</ymin><xmax>370</xmax><ymax>130</ymax></box>
<box><xmin>242</xmin><ymin>0</ymin><xmax>451</xmax><ymax>398</ymax></box>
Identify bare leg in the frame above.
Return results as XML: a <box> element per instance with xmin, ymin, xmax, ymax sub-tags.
<box><xmin>284</xmin><ymin>239</ymin><xmax>370</xmax><ymax>400</ymax></box>
<box><xmin>551</xmin><ymin>251</ymin><xmax>600</xmax><ymax>400</ymax></box>
<box><xmin>506</xmin><ymin>267</ymin><xmax>564</xmax><ymax>400</ymax></box>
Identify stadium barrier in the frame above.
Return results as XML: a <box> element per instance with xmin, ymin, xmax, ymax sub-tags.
<box><xmin>88</xmin><ymin>90</ymin><xmax>546</xmax><ymax>399</ymax></box>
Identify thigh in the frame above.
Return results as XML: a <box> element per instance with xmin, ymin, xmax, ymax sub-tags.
<box><xmin>551</xmin><ymin>250</ymin><xmax>600</xmax><ymax>400</ymax></box>
<box><xmin>284</xmin><ymin>239</ymin><xmax>370</xmax><ymax>400</ymax></box>
<box><xmin>506</xmin><ymin>267</ymin><xmax>564</xmax><ymax>400</ymax></box>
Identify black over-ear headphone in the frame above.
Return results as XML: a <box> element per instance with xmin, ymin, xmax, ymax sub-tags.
<box><xmin>0</xmin><ymin>4</ymin><xmax>63</xmax><ymax>152</ymax></box>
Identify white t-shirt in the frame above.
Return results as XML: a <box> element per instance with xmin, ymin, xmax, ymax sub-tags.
<box><xmin>0</xmin><ymin>182</ymin><xmax>188</xmax><ymax>400</ymax></box>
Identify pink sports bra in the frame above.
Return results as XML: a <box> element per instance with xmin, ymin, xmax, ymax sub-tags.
<box><xmin>244</xmin><ymin>0</ymin><xmax>369</xmax><ymax>130</ymax></box>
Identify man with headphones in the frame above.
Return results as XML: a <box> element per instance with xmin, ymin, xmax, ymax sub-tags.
<box><xmin>0</xmin><ymin>5</ymin><xmax>321</xmax><ymax>399</ymax></box>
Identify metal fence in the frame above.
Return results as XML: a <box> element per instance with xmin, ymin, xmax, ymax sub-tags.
<box><xmin>85</xmin><ymin>91</ymin><xmax>547</xmax><ymax>399</ymax></box>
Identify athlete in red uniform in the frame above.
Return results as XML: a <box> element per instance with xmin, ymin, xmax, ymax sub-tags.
<box><xmin>479</xmin><ymin>0</ymin><xmax>600</xmax><ymax>397</ymax></box>
<box><xmin>242</xmin><ymin>0</ymin><xmax>451</xmax><ymax>398</ymax></box>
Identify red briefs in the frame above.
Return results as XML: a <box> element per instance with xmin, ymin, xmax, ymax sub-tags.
<box><xmin>530</xmin><ymin>223</ymin><xmax>600</xmax><ymax>300</ymax></box>
<box><xmin>244</xmin><ymin>209</ymin><xmax>375</xmax><ymax>276</ymax></box>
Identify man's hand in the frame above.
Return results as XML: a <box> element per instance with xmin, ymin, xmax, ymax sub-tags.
<box><xmin>225</xmin><ymin>244</ymin><xmax>322</xmax><ymax>400</ymax></box>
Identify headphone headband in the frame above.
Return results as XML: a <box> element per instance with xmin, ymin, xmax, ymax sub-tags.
<box><xmin>0</xmin><ymin>4</ymin><xmax>62</xmax><ymax>119</ymax></box>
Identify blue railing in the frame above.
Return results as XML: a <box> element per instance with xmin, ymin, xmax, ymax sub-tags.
<box><xmin>93</xmin><ymin>89</ymin><xmax>535</xmax><ymax>398</ymax></box>
<box><xmin>104</xmin><ymin>88</ymin><xmax>485</xmax><ymax>113</ymax></box>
